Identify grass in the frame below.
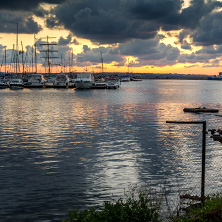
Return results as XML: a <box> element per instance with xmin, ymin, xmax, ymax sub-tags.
<box><xmin>62</xmin><ymin>185</ymin><xmax>162</xmax><ymax>222</ymax></box>
<box><xmin>172</xmin><ymin>193</ymin><xmax>222</xmax><ymax>222</ymax></box>
<box><xmin>62</xmin><ymin>186</ymin><xmax>222</xmax><ymax>222</ymax></box>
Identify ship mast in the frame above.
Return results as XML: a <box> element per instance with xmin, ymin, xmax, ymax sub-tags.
<box><xmin>4</xmin><ymin>46</ymin><xmax>7</xmax><ymax>73</ymax></box>
<box><xmin>40</xmin><ymin>36</ymin><xmax>58</xmax><ymax>74</ymax></box>
<box><xmin>16</xmin><ymin>23</ymin><xmax>19</xmax><ymax>74</ymax></box>
<box><xmin>100</xmin><ymin>51</ymin><xmax>104</xmax><ymax>74</ymax></box>
<box><xmin>34</xmin><ymin>35</ymin><xmax>38</xmax><ymax>73</ymax></box>
<box><xmin>21</xmin><ymin>41</ymin><xmax>24</xmax><ymax>74</ymax></box>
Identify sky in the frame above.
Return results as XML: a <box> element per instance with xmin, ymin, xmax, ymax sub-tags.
<box><xmin>0</xmin><ymin>0</ymin><xmax>222</xmax><ymax>75</ymax></box>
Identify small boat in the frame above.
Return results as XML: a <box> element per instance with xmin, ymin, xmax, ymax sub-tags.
<box><xmin>92</xmin><ymin>82</ymin><xmax>107</xmax><ymax>89</ymax></box>
<box><xmin>53</xmin><ymin>73</ymin><xmax>70</xmax><ymax>88</ymax></box>
<box><xmin>9</xmin><ymin>78</ymin><xmax>24</xmax><ymax>90</ymax></box>
<box><xmin>130</xmin><ymin>76</ymin><xmax>142</xmax><ymax>81</ymax></box>
<box><xmin>120</xmin><ymin>76</ymin><xmax>130</xmax><ymax>82</ymax></box>
<box><xmin>106</xmin><ymin>77</ymin><xmax>120</xmax><ymax>89</ymax></box>
<box><xmin>27</xmin><ymin>74</ymin><xmax>46</xmax><ymax>88</ymax></box>
<box><xmin>183</xmin><ymin>107</ymin><xmax>219</xmax><ymax>113</ymax></box>
<box><xmin>0</xmin><ymin>79</ymin><xmax>8</xmax><ymax>89</ymax></box>
<box><xmin>45</xmin><ymin>74</ymin><xmax>56</xmax><ymax>88</ymax></box>
<box><xmin>75</xmin><ymin>73</ymin><xmax>95</xmax><ymax>89</ymax></box>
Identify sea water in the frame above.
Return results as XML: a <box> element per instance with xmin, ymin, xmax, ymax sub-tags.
<box><xmin>0</xmin><ymin>79</ymin><xmax>222</xmax><ymax>221</ymax></box>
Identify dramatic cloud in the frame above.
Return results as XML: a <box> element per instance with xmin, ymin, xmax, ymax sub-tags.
<box><xmin>73</xmin><ymin>37</ymin><xmax>181</xmax><ymax>68</ymax></box>
<box><xmin>181</xmin><ymin>40</ymin><xmax>192</xmax><ymax>50</ymax></box>
<box><xmin>58</xmin><ymin>34</ymin><xmax>72</xmax><ymax>46</ymax></box>
<box><xmin>178</xmin><ymin>45</ymin><xmax>222</xmax><ymax>65</ymax></box>
<box><xmin>160</xmin><ymin>0</ymin><xmax>222</xmax><ymax>31</ymax></box>
<box><xmin>119</xmin><ymin>38</ymin><xmax>180</xmax><ymax>62</ymax></box>
<box><xmin>0</xmin><ymin>0</ymin><xmax>66</xmax><ymax>33</ymax></box>
<box><xmin>46</xmin><ymin>0</ymin><xmax>222</xmax><ymax>45</ymax></box>
<box><xmin>128</xmin><ymin>0</ymin><xmax>182</xmax><ymax>20</ymax></box>
<box><xmin>0</xmin><ymin>11</ymin><xmax>42</xmax><ymax>33</ymax></box>
<box><xmin>192</xmin><ymin>11</ymin><xmax>222</xmax><ymax>46</ymax></box>
<box><xmin>0</xmin><ymin>0</ymin><xmax>65</xmax><ymax>11</ymax></box>
<box><xmin>48</xmin><ymin>0</ymin><xmax>161</xmax><ymax>44</ymax></box>
<box><xmin>1</xmin><ymin>0</ymin><xmax>222</xmax><ymax>71</ymax></box>
<box><xmin>76</xmin><ymin>45</ymin><xmax>124</xmax><ymax>67</ymax></box>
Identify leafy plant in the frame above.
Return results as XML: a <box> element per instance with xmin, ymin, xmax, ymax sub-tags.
<box><xmin>63</xmin><ymin>185</ymin><xmax>162</xmax><ymax>222</ymax></box>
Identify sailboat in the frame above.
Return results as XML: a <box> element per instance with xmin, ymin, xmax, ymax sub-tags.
<box><xmin>39</xmin><ymin>36</ymin><xmax>58</xmax><ymax>88</ymax></box>
<box><xmin>9</xmin><ymin>23</ymin><xmax>24</xmax><ymax>90</ymax></box>
<box><xmin>0</xmin><ymin>47</ymin><xmax>9</xmax><ymax>89</ymax></box>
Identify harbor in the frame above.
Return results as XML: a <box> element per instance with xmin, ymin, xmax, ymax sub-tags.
<box><xmin>0</xmin><ymin>72</ymin><xmax>136</xmax><ymax>90</ymax></box>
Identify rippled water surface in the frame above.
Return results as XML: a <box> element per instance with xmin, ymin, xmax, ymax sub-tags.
<box><xmin>1</xmin><ymin>80</ymin><xmax>222</xmax><ymax>221</ymax></box>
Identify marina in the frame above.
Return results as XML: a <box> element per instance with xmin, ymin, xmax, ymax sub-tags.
<box><xmin>0</xmin><ymin>73</ymin><xmax>123</xmax><ymax>90</ymax></box>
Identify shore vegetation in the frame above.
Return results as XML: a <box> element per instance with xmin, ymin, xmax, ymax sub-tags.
<box><xmin>63</xmin><ymin>186</ymin><xmax>222</xmax><ymax>222</ymax></box>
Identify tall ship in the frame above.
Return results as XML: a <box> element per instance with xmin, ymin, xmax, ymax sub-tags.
<box><xmin>39</xmin><ymin>36</ymin><xmax>58</xmax><ymax>87</ymax></box>
<box><xmin>75</xmin><ymin>73</ymin><xmax>95</xmax><ymax>89</ymax></box>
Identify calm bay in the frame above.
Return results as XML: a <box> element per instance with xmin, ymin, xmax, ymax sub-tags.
<box><xmin>0</xmin><ymin>79</ymin><xmax>222</xmax><ymax>221</ymax></box>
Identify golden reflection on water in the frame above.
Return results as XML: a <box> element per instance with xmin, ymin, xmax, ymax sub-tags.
<box><xmin>1</xmin><ymin>81</ymin><xmax>222</xmax><ymax>209</ymax></box>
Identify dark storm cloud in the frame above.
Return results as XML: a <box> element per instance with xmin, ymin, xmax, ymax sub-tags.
<box><xmin>0</xmin><ymin>0</ymin><xmax>65</xmax><ymax>11</ymax></box>
<box><xmin>128</xmin><ymin>0</ymin><xmax>182</xmax><ymax>20</ymax></box>
<box><xmin>76</xmin><ymin>45</ymin><xmax>123</xmax><ymax>66</ymax></box>
<box><xmin>48</xmin><ymin>0</ymin><xmax>160</xmax><ymax>44</ymax></box>
<box><xmin>177</xmin><ymin>45</ymin><xmax>222</xmax><ymax>64</ymax></box>
<box><xmin>58</xmin><ymin>34</ymin><xmax>72</xmax><ymax>46</ymax></box>
<box><xmin>72</xmin><ymin>39</ymin><xmax>80</xmax><ymax>45</ymax></box>
<box><xmin>0</xmin><ymin>11</ymin><xmax>42</xmax><ymax>33</ymax></box>
<box><xmin>178</xmin><ymin>30</ymin><xmax>191</xmax><ymax>44</ymax></box>
<box><xmin>46</xmin><ymin>0</ymin><xmax>222</xmax><ymax>45</ymax></box>
<box><xmin>118</xmin><ymin>38</ymin><xmax>181</xmax><ymax>67</ymax></box>
<box><xmin>191</xmin><ymin>12</ymin><xmax>222</xmax><ymax>46</ymax></box>
<box><xmin>118</xmin><ymin>38</ymin><xmax>180</xmax><ymax>61</ymax></box>
<box><xmin>76</xmin><ymin>38</ymin><xmax>181</xmax><ymax>68</ymax></box>
<box><xmin>118</xmin><ymin>39</ymin><xmax>159</xmax><ymax>55</ymax></box>
<box><xmin>196</xmin><ymin>45</ymin><xmax>222</xmax><ymax>55</ymax></box>
<box><xmin>160</xmin><ymin>0</ymin><xmax>222</xmax><ymax>31</ymax></box>
<box><xmin>181</xmin><ymin>40</ymin><xmax>192</xmax><ymax>50</ymax></box>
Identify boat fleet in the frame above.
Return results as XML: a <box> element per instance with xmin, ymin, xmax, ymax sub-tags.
<box><xmin>0</xmin><ymin>72</ymin><xmax>138</xmax><ymax>90</ymax></box>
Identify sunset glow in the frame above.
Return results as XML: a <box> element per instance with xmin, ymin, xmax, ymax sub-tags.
<box><xmin>1</xmin><ymin>0</ymin><xmax>222</xmax><ymax>75</ymax></box>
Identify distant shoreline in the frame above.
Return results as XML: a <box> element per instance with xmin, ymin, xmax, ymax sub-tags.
<box><xmin>93</xmin><ymin>72</ymin><xmax>210</xmax><ymax>80</ymax></box>
<box><xmin>0</xmin><ymin>71</ymin><xmax>211</xmax><ymax>80</ymax></box>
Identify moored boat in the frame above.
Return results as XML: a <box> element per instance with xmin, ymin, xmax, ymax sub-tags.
<box><xmin>130</xmin><ymin>76</ymin><xmax>142</xmax><ymax>81</ymax></box>
<box><xmin>75</xmin><ymin>73</ymin><xmax>95</xmax><ymax>89</ymax></box>
<box><xmin>92</xmin><ymin>81</ymin><xmax>107</xmax><ymax>89</ymax></box>
<box><xmin>106</xmin><ymin>77</ymin><xmax>120</xmax><ymax>89</ymax></box>
<box><xmin>27</xmin><ymin>74</ymin><xmax>46</xmax><ymax>88</ymax></box>
<box><xmin>53</xmin><ymin>73</ymin><xmax>70</xmax><ymax>88</ymax></box>
<box><xmin>45</xmin><ymin>74</ymin><xmax>56</xmax><ymax>88</ymax></box>
<box><xmin>120</xmin><ymin>76</ymin><xmax>130</xmax><ymax>82</ymax></box>
<box><xmin>183</xmin><ymin>107</ymin><xmax>219</xmax><ymax>113</ymax></box>
<box><xmin>9</xmin><ymin>78</ymin><xmax>24</xmax><ymax>90</ymax></box>
<box><xmin>0</xmin><ymin>79</ymin><xmax>9</xmax><ymax>89</ymax></box>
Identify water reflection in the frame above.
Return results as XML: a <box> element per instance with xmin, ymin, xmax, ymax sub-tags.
<box><xmin>0</xmin><ymin>81</ymin><xmax>222</xmax><ymax>221</ymax></box>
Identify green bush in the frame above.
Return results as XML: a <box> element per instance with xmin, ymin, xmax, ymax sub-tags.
<box><xmin>63</xmin><ymin>185</ymin><xmax>162</xmax><ymax>222</ymax></box>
